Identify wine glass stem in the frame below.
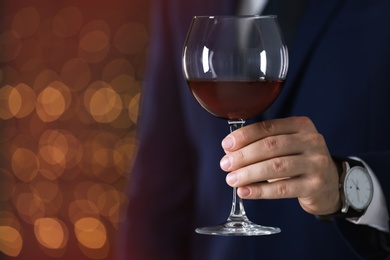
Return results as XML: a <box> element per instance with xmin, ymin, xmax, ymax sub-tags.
<box><xmin>227</xmin><ymin>120</ymin><xmax>249</xmax><ymax>222</ymax></box>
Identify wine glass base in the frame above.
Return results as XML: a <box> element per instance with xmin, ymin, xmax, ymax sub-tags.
<box><xmin>195</xmin><ymin>220</ymin><xmax>281</xmax><ymax>236</ymax></box>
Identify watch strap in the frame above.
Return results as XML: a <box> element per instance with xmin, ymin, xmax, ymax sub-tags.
<box><xmin>318</xmin><ymin>205</ymin><xmax>364</xmax><ymax>220</ymax></box>
<box><xmin>344</xmin><ymin>158</ymin><xmax>365</xmax><ymax>169</ymax></box>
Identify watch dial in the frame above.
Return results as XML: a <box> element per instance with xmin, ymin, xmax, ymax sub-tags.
<box><xmin>344</xmin><ymin>167</ymin><xmax>373</xmax><ymax>210</ymax></box>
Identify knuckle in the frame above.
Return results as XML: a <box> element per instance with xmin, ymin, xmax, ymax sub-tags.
<box><xmin>303</xmin><ymin>132</ymin><xmax>325</xmax><ymax>149</ymax></box>
<box><xmin>263</xmin><ymin>136</ymin><xmax>278</xmax><ymax>152</ymax></box>
<box><xmin>315</xmin><ymin>154</ymin><xmax>329</xmax><ymax>168</ymax></box>
<box><xmin>311</xmin><ymin>133</ymin><xmax>325</xmax><ymax>145</ymax></box>
<box><xmin>275</xmin><ymin>182</ymin><xmax>289</xmax><ymax>197</ymax></box>
<box><xmin>309</xmin><ymin>153</ymin><xmax>330</xmax><ymax>173</ymax></box>
<box><xmin>297</xmin><ymin>115</ymin><xmax>310</xmax><ymax>124</ymax></box>
<box><xmin>294</xmin><ymin>116</ymin><xmax>317</xmax><ymax>131</ymax></box>
<box><xmin>296</xmin><ymin>116</ymin><xmax>312</xmax><ymax>126</ymax></box>
<box><xmin>272</xmin><ymin>158</ymin><xmax>288</xmax><ymax>174</ymax></box>
<box><xmin>308</xmin><ymin>156</ymin><xmax>330</xmax><ymax>188</ymax></box>
<box><xmin>252</xmin><ymin>185</ymin><xmax>264</xmax><ymax>198</ymax></box>
<box><xmin>258</xmin><ymin>120</ymin><xmax>275</xmax><ymax>135</ymax></box>
<box><xmin>308</xmin><ymin>174</ymin><xmax>323</xmax><ymax>191</ymax></box>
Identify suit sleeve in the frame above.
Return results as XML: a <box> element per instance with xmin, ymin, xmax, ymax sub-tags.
<box><xmin>118</xmin><ymin>0</ymin><xmax>237</xmax><ymax>259</ymax></box>
<box><xmin>118</xmin><ymin>1</ymin><xmax>196</xmax><ymax>259</ymax></box>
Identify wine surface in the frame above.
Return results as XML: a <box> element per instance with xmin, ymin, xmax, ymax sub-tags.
<box><xmin>187</xmin><ymin>79</ymin><xmax>283</xmax><ymax>120</ymax></box>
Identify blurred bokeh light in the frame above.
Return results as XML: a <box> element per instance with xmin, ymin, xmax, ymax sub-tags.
<box><xmin>0</xmin><ymin>0</ymin><xmax>150</xmax><ymax>259</ymax></box>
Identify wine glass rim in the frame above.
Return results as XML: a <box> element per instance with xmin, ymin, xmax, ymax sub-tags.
<box><xmin>193</xmin><ymin>15</ymin><xmax>277</xmax><ymax>19</ymax></box>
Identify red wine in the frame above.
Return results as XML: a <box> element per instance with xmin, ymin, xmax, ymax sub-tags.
<box><xmin>187</xmin><ymin>79</ymin><xmax>283</xmax><ymax>120</ymax></box>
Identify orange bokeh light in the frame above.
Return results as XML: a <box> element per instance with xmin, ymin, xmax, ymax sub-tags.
<box><xmin>74</xmin><ymin>217</ymin><xmax>107</xmax><ymax>249</ymax></box>
<box><xmin>11</xmin><ymin>148</ymin><xmax>39</xmax><ymax>182</ymax></box>
<box><xmin>34</xmin><ymin>217</ymin><xmax>68</xmax><ymax>249</ymax></box>
<box><xmin>0</xmin><ymin>226</ymin><xmax>23</xmax><ymax>257</ymax></box>
<box><xmin>0</xmin><ymin>0</ymin><xmax>150</xmax><ymax>259</ymax></box>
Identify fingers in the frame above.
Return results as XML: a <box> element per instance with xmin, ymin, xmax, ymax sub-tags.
<box><xmin>221</xmin><ymin>131</ymin><xmax>324</xmax><ymax>172</ymax></box>
<box><xmin>234</xmin><ymin>168</ymin><xmax>340</xmax><ymax>215</ymax></box>
<box><xmin>225</xmin><ymin>156</ymin><xmax>300</xmax><ymax>187</ymax></box>
<box><xmin>236</xmin><ymin>177</ymin><xmax>305</xmax><ymax>200</ymax></box>
<box><xmin>223</xmin><ymin>149</ymin><xmax>336</xmax><ymax>201</ymax></box>
<box><xmin>220</xmin><ymin>133</ymin><xmax>296</xmax><ymax>172</ymax></box>
<box><xmin>231</xmin><ymin>158</ymin><xmax>320</xmax><ymax>201</ymax></box>
<box><xmin>222</xmin><ymin>116</ymin><xmax>317</xmax><ymax>152</ymax></box>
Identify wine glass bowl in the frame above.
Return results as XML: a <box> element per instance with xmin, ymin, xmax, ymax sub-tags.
<box><xmin>182</xmin><ymin>15</ymin><xmax>288</xmax><ymax>236</ymax></box>
<box><xmin>186</xmin><ymin>79</ymin><xmax>284</xmax><ymax>120</ymax></box>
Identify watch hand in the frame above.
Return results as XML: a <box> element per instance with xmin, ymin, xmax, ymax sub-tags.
<box><xmin>351</xmin><ymin>179</ymin><xmax>361</xmax><ymax>202</ymax></box>
<box><xmin>357</xmin><ymin>186</ymin><xmax>360</xmax><ymax>202</ymax></box>
<box><xmin>355</xmin><ymin>180</ymin><xmax>361</xmax><ymax>202</ymax></box>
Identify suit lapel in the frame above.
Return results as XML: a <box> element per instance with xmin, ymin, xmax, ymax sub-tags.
<box><xmin>265</xmin><ymin>0</ymin><xmax>348</xmax><ymax>119</ymax></box>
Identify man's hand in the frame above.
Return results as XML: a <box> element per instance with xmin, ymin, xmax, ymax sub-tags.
<box><xmin>220</xmin><ymin>116</ymin><xmax>341</xmax><ymax>215</ymax></box>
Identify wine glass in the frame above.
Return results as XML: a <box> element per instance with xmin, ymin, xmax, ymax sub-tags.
<box><xmin>182</xmin><ymin>15</ymin><xmax>288</xmax><ymax>236</ymax></box>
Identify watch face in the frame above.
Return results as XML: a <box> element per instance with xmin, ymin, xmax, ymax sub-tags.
<box><xmin>344</xmin><ymin>166</ymin><xmax>374</xmax><ymax>210</ymax></box>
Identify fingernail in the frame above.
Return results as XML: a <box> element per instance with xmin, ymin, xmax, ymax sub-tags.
<box><xmin>226</xmin><ymin>172</ymin><xmax>237</xmax><ymax>185</ymax></box>
<box><xmin>238</xmin><ymin>187</ymin><xmax>250</xmax><ymax>197</ymax></box>
<box><xmin>222</xmin><ymin>136</ymin><xmax>234</xmax><ymax>150</ymax></box>
<box><xmin>220</xmin><ymin>156</ymin><xmax>232</xmax><ymax>171</ymax></box>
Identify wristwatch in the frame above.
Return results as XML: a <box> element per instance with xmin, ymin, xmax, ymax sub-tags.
<box><xmin>321</xmin><ymin>158</ymin><xmax>374</xmax><ymax>220</ymax></box>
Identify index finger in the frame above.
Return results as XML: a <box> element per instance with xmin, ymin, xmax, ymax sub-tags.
<box><xmin>221</xmin><ymin>116</ymin><xmax>317</xmax><ymax>152</ymax></box>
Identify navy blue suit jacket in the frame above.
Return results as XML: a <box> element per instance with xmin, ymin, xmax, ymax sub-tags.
<box><xmin>120</xmin><ymin>0</ymin><xmax>390</xmax><ymax>259</ymax></box>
